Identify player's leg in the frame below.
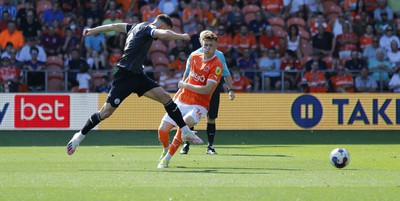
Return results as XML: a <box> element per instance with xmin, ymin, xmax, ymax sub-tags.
<box><xmin>143</xmin><ymin>87</ymin><xmax>202</xmax><ymax>143</ymax></box>
<box><xmin>67</xmin><ymin>68</ymin><xmax>132</xmax><ymax>155</ymax></box>
<box><xmin>205</xmin><ymin>87</ymin><xmax>220</xmax><ymax>155</ymax></box>
<box><xmin>158</xmin><ymin>120</ymin><xmax>174</xmax><ymax>162</ymax></box>
<box><xmin>179</xmin><ymin>127</ymin><xmax>194</xmax><ymax>154</ymax></box>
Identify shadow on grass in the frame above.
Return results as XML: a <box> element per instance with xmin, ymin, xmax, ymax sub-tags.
<box><xmin>1</xmin><ymin>130</ymin><xmax>400</xmax><ymax>146</ymax></box>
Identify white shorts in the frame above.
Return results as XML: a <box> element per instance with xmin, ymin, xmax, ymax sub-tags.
<box><xmin>161</xmin><ymin>100</ymin><xmax>208</xmax><ymax>127</ymax></box>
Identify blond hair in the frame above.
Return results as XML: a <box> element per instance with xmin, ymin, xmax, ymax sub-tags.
<box><xmin>200</xmin><ymin>31</ymin><xmax>218</xmax><ymax>42</ymax></box>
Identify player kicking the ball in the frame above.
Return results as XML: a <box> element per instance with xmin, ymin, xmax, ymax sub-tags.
<box><xmin>157</xmin><ymin>31</ymin><xmax>223</xmax><ymax>168</ymax></box>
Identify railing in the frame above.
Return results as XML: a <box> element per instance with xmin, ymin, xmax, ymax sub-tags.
<box><xmin>8</xmin><ymin>68</ymin><xmax>392</xmax><ymax>93</ymax></box>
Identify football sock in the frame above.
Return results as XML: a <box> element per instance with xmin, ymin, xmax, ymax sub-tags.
<box><xmin>158</xmin><ymin>129</ymin><xmax>170</xmax><ymax>148</ymax></box>
<box><xmin>81</xmin><ymin>112</ymin><xmax>102</xmax><ymax>135</ymax></box>
<box><xmin>167</xmin><ymin>129</ymin><xmax>183</xmax><ymax>157</ymax></box>
<box><xmin>164</xmin><ymin>100</ymin><xmax>187</xmax><ymax>129</ymax></box>
<box><xmin>207</xmin><ymin>123</ymin><xmax>216</xmax><ymax>146</ymax></box>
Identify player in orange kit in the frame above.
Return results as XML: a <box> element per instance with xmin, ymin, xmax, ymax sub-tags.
<box><xmin>157</xmin><ymin>31</ymin><xmax>223</xmax><ymax>168</ymax></box>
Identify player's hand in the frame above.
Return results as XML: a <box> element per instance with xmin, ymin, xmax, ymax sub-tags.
<box><xmin>82</xmin><ymin>28</ymin><xmax>93</xmax><ymax>36</ymax></box>
<box><xmin>178</xmin><ymin>81</ymin><xmax>186</xmax><ymax>89</ymax></box>
<box><xmin>228</xmin><ymin>90</ymin><xmax>235</xmax><ymax>100</ymax></box>
<box><xmin>182</xmin><ymin>33</ymin><xmax>190</xmax><ymax>40</ymax></box>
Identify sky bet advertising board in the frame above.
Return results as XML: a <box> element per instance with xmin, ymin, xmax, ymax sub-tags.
<box><xmin>1</xmin><ymin>93</ymin><xmax>400</xmax><ymax>130</ymax></box>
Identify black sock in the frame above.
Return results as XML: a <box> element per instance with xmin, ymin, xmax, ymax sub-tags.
<box><xmin>81</xmin><ymin>112</ymin><xmax>102</xmax><ymax>135</ymax></box>
<box><xmin>207</xmin><ymin>123</ymin><xmax>216</xmax><ymax>146</ymax></box>
<box><xmin>164</xmin><ymin>100</ymin><xmax>186</xmax><ymax>128</ymax></box>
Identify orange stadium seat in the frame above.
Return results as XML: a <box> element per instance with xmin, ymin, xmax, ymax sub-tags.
<box><xmin>171</xmin><ymin>17</ymin><xmax>182</xmax><ymax>29</ymax></box>
<box><xmin>37</xmin><ymin>0</ymin><xmax>52</xmax><ymax>15</ymax></box>
<box><xmin>149</xmin><ymin>40</ymin><xmax>167</xmax><ymax>55</ymax></box>
<box><xmin>47</xmin><ymin>79</ymin><xmax>63</xmax><ymax>91</ymax></box>
<box><xmin>168</xmin><ymin>40</ymin><xmax>176</xmax><ymax>51</ymax></box>
<box><xmin>301</xmin><ymin>41</ymin><xmax>313</xmax><ymax>57</ymax></box>
<box><xmin>242</xmin><ymin>4</ymin><xmax>260</xmax><ymax>16</ymax></box>
<box><xmin>151</xmin><ymin>52</ymin><xmax>170</xmax><ymax>67</ymax></box>
<box><xmin>301</xmin><ymin>56</ymin><xmax>313</xmax><ymax>66</ymax></box>
<box><xmin>268</xmin><ymin>17</ymin><xmax>285</xmax><ymax>28</ymax></box>
<box><xmin>46</xmin><ymin>56</ymin><xmax>63</xmax><ymax>68</ymax></box>
<box><xmin>323</xmin><ymin>56</ymin><xmax>335</xmax><ymax>69</ymax></box>
<box><xmin>287</xmin><ymin>17</ymin><xmax>306</xmax><ymax>28</ymax></box>
<box><xmin>299</xmin><ymin>29</ymin><xmax>310</xmax><ymax>40</ymax></box>
<box><xmin>245</xmin><ymin>13</ymin><xmax>256</xmax><ymax>24</ymax></box>
<box><xmin>272</xmin><ymin>26</ymin><xmax>287</xmax><ymax>39</ymax></box>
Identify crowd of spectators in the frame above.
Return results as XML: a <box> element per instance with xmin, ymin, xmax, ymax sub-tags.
<box><xmin>1</xmin><ymin>0</ymin><xmax>400</xmax><ymax>93</ymax></box>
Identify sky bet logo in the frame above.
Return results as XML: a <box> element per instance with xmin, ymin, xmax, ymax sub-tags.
<box><xmin>291</xmin><ymin>95</ymin><xmax>399</xmax><ymax>128</ymax></box>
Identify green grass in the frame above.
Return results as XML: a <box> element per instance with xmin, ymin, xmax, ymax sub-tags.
<box><xmin>0</xmin><ymin>130</ymin><xmax>399</xmax><ymax>201</ymax></box>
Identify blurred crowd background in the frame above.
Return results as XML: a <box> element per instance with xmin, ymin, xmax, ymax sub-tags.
<box><xmin>1</xmin><ymin>0</ymin><xmax>400</xmax><ymax>93</ymax></box>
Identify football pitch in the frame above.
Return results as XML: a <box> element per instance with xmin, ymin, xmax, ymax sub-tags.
<box><xmin>0</xmin><ymin>130</ymin><xmax>399</xmax><ymax>201</ymax></box>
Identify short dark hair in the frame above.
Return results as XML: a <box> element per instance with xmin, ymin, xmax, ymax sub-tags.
<box><xmin>156</xmin><ymin>14</ymin><xmax>173</xmax><ymax>28</ymax></box>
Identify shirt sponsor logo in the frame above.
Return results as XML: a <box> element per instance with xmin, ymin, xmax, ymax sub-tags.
<box><xmin>190</xmin><ymin>71</ymin><xmax>205</xmax><ymax>82</ymax></box>
<box><xmin>14</xmin><ymin>95</ymin><xmax>70</xmax><ymax>128</ymax></box>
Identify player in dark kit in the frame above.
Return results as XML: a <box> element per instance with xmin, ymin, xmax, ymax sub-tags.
<box><xmin>67</xmin><ymin>14</ymin><xmax>203</xmax><ymax>155</ymax></box>
<box><xmin>180</xmin><ymin>30</ymin><xmax>235</xmax><ymax>155</ymax></box>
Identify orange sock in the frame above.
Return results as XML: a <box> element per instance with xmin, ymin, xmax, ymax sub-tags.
<box><xmin>168</xmin><ymin>128</ymin><xmax>183</xmax><ymax>156</ymax></box>
<box><xmin>158</xmin><ymin>129</ymin><xmax>170</xmax><ymax>148</ymax></box>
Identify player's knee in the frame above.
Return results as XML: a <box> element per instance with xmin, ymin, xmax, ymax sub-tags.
<box><xmin>184</xmin><ymin>116</ymin><xmax>196</xmax><ymax>127</ymax></box>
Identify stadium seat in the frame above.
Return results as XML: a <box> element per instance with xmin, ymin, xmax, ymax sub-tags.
<box><xmin>172</xmin><ymin>26</ymin><xmax>182</xmax><ymax>33</ymax></box>
<box><xmin>168</xmin><ymin>40</ymin><xmax>176</xmax><ymax>51</ymax></box>
<box><xmin>287</xmin><ymin>17</ymin><xmax>306</xmax><ymax>28</ymax></box>
<box><xmin>47</xmin><ymin>78</ymin><xmax>63</xmax><ymax>91</ymax></box>
<box><xmin>46</xmin><ymin>56</ymin><xmax>63</xmax><ymax>68</ymax></box>
<box><xmin>268</xmin><ymin>17</ymin><xmax>285</xmax><ymax>28</ymax></box>
<box><xmin>151</xmin><ymin>52</ymin><xmax>170</xmax><ymax>67</ymax></box>
<box><xmin>301</xmin><ymin>56</ymin><xmax>313</xmax><ymax>66</ymax></box>
<box><xmin>221</xmin><ymin>4</ymin><xmax>233</xmax><ymax>17</ymax></box>
<box><xmin>323</xmin><ymin>56</ymin><xmax>335</xmax><ymax>69</ymax></box>
<box><xmin>37</xmin><ymin>0</ymin><xmax>52</xmax><ymax>15</ymax></box>
<box><xmin>149</xmin><ymin>40</ymin><xmax>167</xmax><ymax>55</ymax></box>
<box><xmin>245</xmin><ymin>13</ymin><xmax>256</xmax><ymax>25</ymax></box>
<box><xmin>242</xmin><ymin>4</ymin><xmax>260</xmax><ymax>16</ymax></box>
<box><xmin>171</xmin><ymin>17</ymin><xmax>182</xmax><ymax>29</ymax></box>
<box><xmin>299</xmin><ymin>29</ymin><xmax>310</xmax><ymax>40</ymax></box>
<box><xmin>324</xmin><ymin>2</ymin><xmax>342</xmax><ymax>15</ymax></box>
<box><xmin>272</xmin><ymin>26</ymin><xmax>287</xmax><ymax>39</ymax></box>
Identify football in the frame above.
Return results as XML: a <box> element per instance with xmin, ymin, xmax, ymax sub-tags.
<box><xmin>330</xmin><ymin>148</ymin><xmax>350</xmax><ymax>168</ymax></box>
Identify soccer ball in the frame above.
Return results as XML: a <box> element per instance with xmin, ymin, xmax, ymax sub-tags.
<box><xmin>330</xmin><ymin>148</ymin><xmax>350</xmax><ymax>168</ymax></box>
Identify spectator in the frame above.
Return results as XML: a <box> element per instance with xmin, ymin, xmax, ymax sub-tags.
<box><xmin>387</xmin><ymin>40</ymin><xmax>400</xmax><ymax>67</ymax></box>
<box><xmin>0</xmin><ymin>0</ymin><xmax>17</xmax><ymax>21</ymax></box>
<box><xmin>310</xmin><ymin>12</ymin><xmax>331</xmax><ymax>37</ymax></box>
<box><xmin>0</xmin><ymin>11</ymin><xmax>10</xmax><ymax>32</ymax></box>
<box><xmin>108</xmin><ymin>48</ymin><xmax>122</xmax><ymax>68</ymax></box>
<box><xmin>16</xmin><ymin>1</ymin><xmax>35</xmax><ymax>26</ymax></box>
<box><xmin>216</xmin><ymin>25</ymin><xmax>233</xmax><ymax>54</ymax></box>
<box><xmin>305</xmin><ymin>0</ymin><xmax>324</xmax><ymax>16</ymax></box>
<box><xmin>8</xmin><ymin>48</ymin><xmax>22</xmax><ymax>69</ymax></box>
<box><xmin>189</xmin><ymin>22</ymin><xmax>204</xmax><ymax>51</ymax></box>
<box><xmin>87</xmin><ymin>50</ymin><xmax>107</xmax><ymax>70</ymax></box>
<box><xmin>226</xmin><ymin>8</ymin><xmax>244</xmax><ymax>36</ymax></box>
<box><xmin>283</xmin><ymin>0</ymin><xmax>306</xmax><ymax>18</ymax></box>
<box><xmin>84</xmin><ymin>0</ymin><xmax>104</xmax><ymax>25</ymax></box>
<box><xmin>158</xmin><ymin>0</ymin><xmax>179</xmax><ymax>16</ymax></box>
<box><xmin>1</xmin><ymin>42</ymin><xmax>14</xmax><ymax>59</ymax></box>
<box><xmin>368</xmin><ymin>49</ymin><xmax>393</xmax><ymax>87</ymax></box>
<box><xmin>248</xmin><ymin>10</ymin><xmax>269</xmax><ymax>40</ymax></box>
<box><xmin>0</xmin><ymin>21</ymin><xmax>24</xmax><ymax>51</ymax></box>
<box><xmin>102</xmin><ymin>10</ymin><xmax>123</xmax><ymax>42</ymax></box>
<box><xmin>359</xmin><ymin>24</ymin><xmax>375</xmax><ymax>51</ymax></box>
<box><xmin>76</xmin><ymin>65</ymin><xmax>91</xmax><ymax>93</ymax></box>
<box><xmin>305</xmin><ymin>52</ymin><xmax>327</xmax><ymax>71</ymax></box>
<box><xmin>344</xmin><ymin>51</ymin><xmax>367</xmax><ymax>74</ymax></box>
<box><xmin>236</xmin><ymin>48</ymin><xmax>258</xmax><ymax>89</ymax></box>
<box><xmin>379</xmin><ymin>26</ymin><xmax>400</xmax><ymax>52</ymax></box>
<box><xmin>284</xmin><ymin>24</ymin><xmax>302</xmax><ymax>58</ymax></box>
<box><xmin>258</xmin><ymin>48</ymin><xmax>281</xmax><ymax>91</ymax></box>
<box><xmin>207</xmin><ymin>0</ymin><xmax>222</xmax><ymax>24</ymax></box>
<box><xmin>363</xmin><ymin>36</ymin><xmax>384</xmax><ymax>60</ymax></box>
<box><xmin>95</xmin><ymin>75</ymin><xmax>111</xmax><ymax>93</ymax></box>
<box><xmin>40</xmin><ymin>25</ymin><xmax>63</xmax><ymax>56</ymax></box>
<box><xmin>331</xmin><ymin>13</ymin><xmax>347</xmax><ymax>37</ymax></box>
<box><xmin>17</xmin><ymin>37</ymin><xmax>47</xmax><ymax>63</ymax></box>
<box><xmin>230</xmin><ymin>67</ymin><xmax>252</xmax><ymax>92</ymax></box>
<box><xmin>158</xmin><ymin>68</ymin><xmax>181</xmax><ymax>92</ymax></box>
<box><xmin>299</xmin><ymin>61</ymin><xmax>327</xmax><ymax>93</ymax></box>
<box><xmin>333</xmin><ymin>22</ymin><xmax>358</xmax><ymax>60</ymax></box>
<box><xmin>259</xmin><ymin>25</ymin><xmax>281</xmax><ymax>54</ymax></box>
<box><xmin>352</xmin><ymin>9</ymin><xmax>373</xmax><ymax>37</ymax></box>
<box><xmin>374</xmin><ymin>0</ymin><xmax>393</xmax><ymax>21</ymax></box>
<box><xmin>331</xmin><ymin>66</ymin><xmax>355</xmax><ymax>93</ymax></box>
<box><xmin>261</xmin><ymin>0</ymin><xmax>284</xmax><ymax>17</ymax></box>
<box><xmin>388</xmin><ymin>67</ymin><xmax>400</xmax><ymax>92</ymax></box>
<box><xmin>142</xmin><ymin>0</ymin><xmax>163</xmax><ymax>23</ymax></box>
<box><xmin>19</xmin><ymin>9</ymin><xmax>42</xmax><ymax>38</ymax></box>
<box><xmin>182</xmin><ymin>0</ymin><xmax>202</xmax><ymax>33</ymax></box>
<box><xmin>350</xmin><ymin>0</ymin><xmax>367</xmax><ymax>23</ymax></box>
<box><xmin>0</xmin><ymin>55</ymin><xmax>22</xmax><ymax>92</ymax></box>
<box><xmin>23</xmin><ymin>47</ymin><xmax>45</xmax><ymax>91</ymax></box>
<box><xmin>104</xmin><ymin>0</ymin><xmax>123</xmax><ymax>20</ymax></box>
<box><xmin>65</xmin><ymin>49</ymin><xmax>90</xmax><ymax>89</ymax></box>
<box><xmin>388</xmin><ymin>0</ymin><xmax>400</xmax><ymax>17</ymax></box>
<box><xmin>170</xmin><ymin>39</ymin><xmax>191</xmax><ymax>60</ymax></box>
<box><xmin>355</xmin><ymin>67</ymin><xmax>377</xmax><ymax>92</ymax></box>
<box><xmin>60</xmin><ymin>0</ymin><xmax>80</xmax><ymax>14</ymax></box>
<box><xmin>280</xmin><ymin>50</ymin><xmax>302</xmax><ymax>90</ymax></box>
<box><xmin>312</xmin><ymin>24</ymin><xmax>334</xmax><ymax>56</ymax></box>
<box><xmin>375</xmin><ymin>11</ymin><xmax>396</xmax><ymax>36</ymax></box>
<box><xmin>61</xmin><ymin>28</ymin><xmax>80</xmax><ymax>59</ymax></box>
<box><xmin>41</xmin><ymin>2</ymin><xmax>64</xmax><ymax>27</ymax></box>
<box><xmin>168</xmin><ymin>51</ymin><xmax>187</xmax><ymax>71</ymax></box>
<box><xmin>84</xmin><ymin>23</ymin><xmax>107</xmax><ymax>59</ymax></box>
<box><xmin>232</xmin><ymin>24</ymin><xmax>258</xmax><ymax>60</ymax></box>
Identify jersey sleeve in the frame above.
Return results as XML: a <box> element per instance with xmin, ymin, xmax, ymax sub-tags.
<box><xmin>208</xmin><ymin>60</ymin><xmax>223</xmax><ymax>83</ymax></box>
<box><xmin>216</xmin><ymin>50</ymin><xmax>230</xmax><ymax>76</ymax></box>
<box><xmin>184</xmin><ymin>52</ymin><xmax>193</xmax><ymax>75</ymax></box>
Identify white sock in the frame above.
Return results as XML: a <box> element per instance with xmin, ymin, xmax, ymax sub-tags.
<box><xmin>181</xmin><ymin>126</ymin><xmax>190</xmax><ymax>134</ymax></box>
<box><xmin>163</xmin><ymin>146</ymin><xmax>169</xmax><ymax>153</ymax></box>
<box><xmin>73</xmin><ymin>131</ymin><xmax>85</xmax><ymax>142</ymax></box>
<box><xmin>164</xmin><ymin>153</ymin><xmax>172</xmax><ymax>162</ymax></box>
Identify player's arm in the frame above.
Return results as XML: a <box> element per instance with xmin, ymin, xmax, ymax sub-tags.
<box><xmin>153</xmin><ymin>29</ymin><xmax>190</xmax><ymax>41</ymax></box>
<box><xmin>83</xmin><ymin>23</ymin><xmax>128</xmax><ymax>36</ymax></box>
<box><xmin>224</xmin><ymin>75</ymin><xmax>235</xmax><ymax>100</ymax></box>
<box><xmin>178</xmin><ymin>80</ymin><xmax>217</xmax><ymax>95</ymax></box>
